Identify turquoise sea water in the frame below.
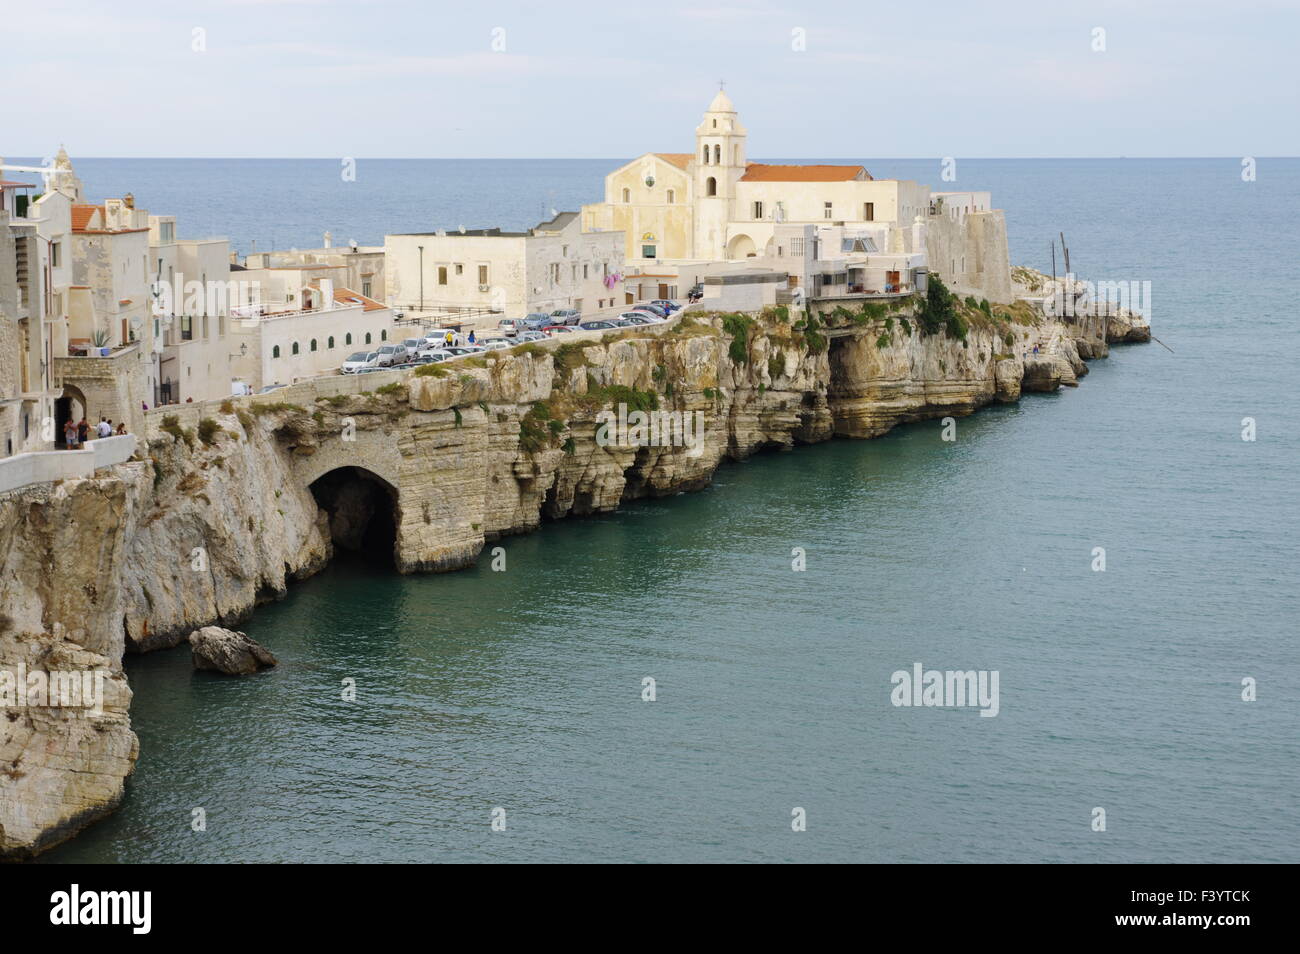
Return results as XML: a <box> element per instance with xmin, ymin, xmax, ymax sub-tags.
<box><xmin>36</xmin><ymin>157</ymin><xmax>1300</xmax><ymax>863</ymax></box>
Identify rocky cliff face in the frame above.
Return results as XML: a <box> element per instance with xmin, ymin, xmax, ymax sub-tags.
<box><xmin>0</xmin><ymin>289</ymin><xmax>1148</xmax><ymax>857</ymax></box>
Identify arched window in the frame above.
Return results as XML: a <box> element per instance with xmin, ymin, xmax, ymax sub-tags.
<box><xmin>667</xmin><ymin>189</ymin><xmax>675</xmax><ymax>203</ymax></box>
<box><xmin>327</xmin><ymin>336</ymin><xmax>335</xmax><ymax>349</ymax></box>
<box><xmin>291</xmin><ymin>341</ymin><xmax>300</xmax><ymax>355</ymax></box>
<box><xmin>310</xmin><ymin>338</ymin><xmax>318</xmax><ymax>352</ymax></box>
<box><xmin>702</xmin><ymin>145</ymin><xmax>709</xmax><ymax>164</ymax></box>
<box><xmin>272</xmin><ymin>345</ymin><xmax>281</xmax><ymax>358</ymax></box>
<box><xmin>380</xmin><ymin>330</ymin><xmax>387</xmax><ymax>341</ymax></box>
<box><xmin>365</xmin><ymin>332</ymin><xmax>372</xmax><ymax>345</ymax></box>
<box><xmin>622</xmin><ymin>188</ymin><xmax>630</xmax><ymax>203</ymax></box>
<box><xmin>345</xmin><ymin>333</ymin><xmax>352</xmax><ymax>345</ymax></box>
<box><xmin>706</xmin><ymin>177</ymin><xmax>717</xmax><ymax>197</ymax></box>
<box><xmin>713</xmin><ymin>144</ymin><xmax>720</xmax><ymax>164</ymax></box>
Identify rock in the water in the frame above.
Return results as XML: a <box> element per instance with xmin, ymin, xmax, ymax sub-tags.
<box><xmin>188</xmin><ymin>626</ymin><xmax>277</xmax><ymax>675</ymax></box>
<box><xmin>994</xmin><ymin>357</ymin><xmax>1023</xmax><ymax>402</ymax></box>
<box><xmin>1021</xmin><ymin>356</ymin><xmax>1063</xmax><ymax>392</ymax></box>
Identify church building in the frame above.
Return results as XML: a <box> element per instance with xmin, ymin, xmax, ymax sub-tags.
<box><xmin>582</xmin><ymin>90</ymin><xmax>1012</xmax><ymax>305</ymax></box>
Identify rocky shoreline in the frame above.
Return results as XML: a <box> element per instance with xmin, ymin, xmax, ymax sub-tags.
<box><xmin>0</xmin><ymin>282</ymin><xmax>1149</xmax><ymax>858</ymax></box>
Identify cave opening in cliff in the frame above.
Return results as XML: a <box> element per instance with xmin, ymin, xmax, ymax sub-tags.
<box><xmin>308</xmin><ymin>467</ymin><xmax>399</xmax><ymax>567</ymax></box>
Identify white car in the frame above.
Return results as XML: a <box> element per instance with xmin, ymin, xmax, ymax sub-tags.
<box><xmin>620</xmin><ymin>311</ymin><xmax>664</xmax><ymax>323</ymax></box>
<box><xmin>341</xmin><ymin>351</ymin><xmax>380</xmax><ymax>373</ymax></box>
<box><xmin>401</xmin><ymin>337</ymin><xmax>423</xmax><ymax>358</ymax></box>
<box><xmin>480</xmin><ymin>338</ymin><xmax>512</xmax><ymax>351</ymax></box>
<box><xmin>424</xmin><ymin>329</ymin><xmax>460</xmax><ymax>348</ymax></box>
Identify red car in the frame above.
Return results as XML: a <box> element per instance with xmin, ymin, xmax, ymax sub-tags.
<box><xmin>542</xmin><ymin>325</ymin><xmax>574</xmax><ymax>335</ymax></box>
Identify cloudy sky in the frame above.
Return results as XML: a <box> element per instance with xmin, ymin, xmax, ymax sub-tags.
<box><xmin>3</xmin><ymin>0</ymin><xmax>1297</xmax><ymax>158</ymax></box>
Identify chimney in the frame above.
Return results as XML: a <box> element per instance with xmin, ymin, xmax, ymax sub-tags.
<box><xmin>124</xmin><ymin>192</ymin><xmax>135</xmax><ymax>209</ymax></box>
<box><xmin>323</xmin><ymin>230</ymin><xmax>332</xmax><ymax>249</ymax></box>
<box><xmin>320</xmin><ymin>278</ymin><xmax>334</xmax><ymax>308</ymax></box>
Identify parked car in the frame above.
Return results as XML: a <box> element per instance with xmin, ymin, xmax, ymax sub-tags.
<box><xmin>549</xmin><ymin>308</ymin><xmax>581</xmax><ymax>326</ymax></box>
<box><xmin>424</xmin><ymin>329</ymin><xmax>460</xmax><ymax>347</ymax></box>
<box><xmin>650</xmin><ymin>299</ymin><xmax>681</xmax><ymax>313</ymax></box>
<box><xmin>257</xmin><ymin>383</ymin><xmax>288</xmax><ymax>393</ymax></box>
<box><xmin>579</xmin><ymin>320</ymin><xmax>616</xmax><ymax>330</ymax></box>
<box><xmin>375</xmin><ymin>344</ymin><xmax>406</xmax><ymax>366</ymax></box>
<box><xmin>627</xmin><ymin>309</ymin><xmax>667</xmax><ymax>322</ymax></box>
<box><xmin>342</xmin><ymin>351</ymin><xmax>380</xmax><ymax>373</ymax></box>
<box><xmin>632</xmin><ymin>302</ymin><xmax>668</xmax><ymax>318</ymax></box>
<box><xmin>516</xmin><ymin>330</ymin><xmax>548</xmax><ymax>343</ymax></box>
<box><xmin>541</xmin><ymin>325</ymin><xmax>573</xmax><ymax>335</ymax></box>
<box><xmin>356</xmin><ymin>366</ymin><xmax>387</xmax><ymax>374</ymax></box>
<box><xmin>481</xmin><ymin>337</ymin><xmax>512</xmax><ymax>351</ymax></box>
<box><xmin>521</xmin><ymin>313</ymin><xmax>553</xmax><ymax>331</ymax></box>
<box><xmin>401</xmin><ymin>337</ymin><xmax>423</xmax><ymax>358</ymax></box>
<box><xmin>497</xmin><ymin>318</ymin><xmax>523</xmax><ymax>337</ymax></box>
<box><xmin>417</xmin><ymin>349</ymin><xmax>454</xmax><ymax>361</ymax></box>
<box><xmin>621</xmin><ymin>314</ymin><xmax>656</xmax><ymax>326</ymax></box>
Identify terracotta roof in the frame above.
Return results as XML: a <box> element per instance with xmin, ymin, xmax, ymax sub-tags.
<box><xmin>309</xmin><ymin>280</ymin><xmax>387</xmax><ymax>312</ymax></box>
<box><xmin>71</xmin><ymin>204</ymin><xmax>100</xmax><ymax>231</ymax></box>
<box><xmin>655</xmin><ymin>153</ymin><xmax>693</xmax><ymax>170</ymax></box>
<box><xmin>334</xmin><ymin>287</ymin><xmax>386</xmax><ymax>312</ymax></box>
<box><xmin>740</xmin><ymin>164</ymin><xmax>869</xmax><ymax>182</ymax></box>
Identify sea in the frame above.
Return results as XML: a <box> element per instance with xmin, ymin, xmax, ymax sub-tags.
<box><xmin>26</xmin><ymin>156</ymin><xmax>1298</xmax><ymax>863</ymax></box>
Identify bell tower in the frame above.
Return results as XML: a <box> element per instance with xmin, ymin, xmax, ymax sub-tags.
<box><xmin>693</xmin><ymin>87</ymin><xmax>747</xmax><ymax>260</ymax></box>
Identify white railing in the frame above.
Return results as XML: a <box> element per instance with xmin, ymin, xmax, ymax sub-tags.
<box><xmin>0</xmin><ymin>434</ymin><xmax>138</xmax><ymax>495</ymax></box>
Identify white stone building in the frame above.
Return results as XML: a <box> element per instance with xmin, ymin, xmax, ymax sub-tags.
<box><xmin>582</xmin><ymin>90</ymin><xmax>1012</xmax><ymax>304</ymax></box>
<box><xmin>385</xmin><ymin>212</ymin><xmax>625</xmax><ymax>319</ymax></box>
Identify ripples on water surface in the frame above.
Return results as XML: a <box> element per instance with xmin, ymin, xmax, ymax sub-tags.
<box><xmin>40</xmin><ymin>157</ymin><xmax>1300</xmax><ymax>863</ymax></box>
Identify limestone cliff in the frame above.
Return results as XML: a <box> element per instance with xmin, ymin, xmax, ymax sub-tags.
<box><xmin>0</xmin><ymin>284</ymin><xmax>1148</xmax><ymax>857</ymax></box>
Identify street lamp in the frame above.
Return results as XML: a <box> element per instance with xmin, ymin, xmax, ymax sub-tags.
<box><xmin>417</xmin><ymin>245</ymin><xmax>424</xmax><ymax>313</ymax></box>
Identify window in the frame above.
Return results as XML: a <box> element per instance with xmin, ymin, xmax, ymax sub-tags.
<box><xmin>478</xmin><ymin>264</ymin><xmax>489</xmax><ymax>284</ymax></box>
<box><xmin>753</xmin><ymin>201</ymin><xmax>764</xmax><ymax>220</ymax></box>
<box><xmin>583</xmin><ymin>264</ymin><xmax>589</xmax><ymax>279</ymax></box>
<box><xmin>791</xmin><ymin>238</ymin><xmax>805</xmax><ymax>255</ymax></box>
<box><xmin>345</xmin><ymin>333</ymin><xmax>352</xmax><ymax>345</ymax></box>
<box><xmin>310</xmin><ymin>339</ymin><xmax>318</xmax><ymax>351</ymax></box>
<box><xmin>706</xmin><ymin>177</ymin><xmax>717</xmax><ymax>197</ymax></box>
<box><xmin>823</xmin><ymin>201</ymin><xmax>833</xmax><ymax>219</ymax></box>
<box><xmin>365</xmin><ymin>332</ymin><xmax>372</xmax><ymax>344</ymax></box>
<box><xmin>549</xmin><ymin>263</ymin><xmax>560</xmax><ymax>285</ymax></box>
<box><xmin>291</xmin><ymin>341</ymin><xmax>299</xmax><ymax>355</ymax></box>
<box><xmin>381</xmin><ymin>330</ymin><xmax>387</xmax><ymax>341</ymax></box>
<box><xmin>712</xmin><ymin>119</ymin><xmax>717</xmax><ymax>128</ymax></box>
<box><xmin>667</xmin><ymin>189</ymin><xmax>675</xmax><ymax>203</ymax></box>
<box><xmin>180</xmin><ymin>315</ymin><xmax>192</xmax><ymax>340</ymax></box>
<box><xmin>454</xmin><ymin>263</ymin><xmax>463</xmax><ymax>275</ymax></box>
<box><xmin>50</xmin><ymin>241</ymin><xmax>61</xmax><ymax>267</ymax></box>
<box><xmin>863</xmin><ymin>202</ymin><xmax>874</xmax><ymax>221</ymax></box>
<box><xmin>438</xmin><ymin>266</ymin><xmax>447</xmax><ymax>285</ymax></box>
<box><xmin>328</xmin><ymin>336</ymin><xmax>335</xmax><ymax>349</ymax></box>
<box><xmin>713</xmin><ymin>144</ymin><xmax>720</xmax><ymax>164</ymax></box>
<box><xmin>622</xmin><ymin>188</ymin><xmax>630</xmax><ymax>203</ymax></box>
<box><xmin>642</xmin><ymin>245</ymin><xmax>656</xmax><ymax>259</ymax></box>
<box><xmin>702</xmin><ymin>145</ymin><xmax>709</xmax><ymax>164</ymax></box>
<box><xmin>272</xmin><ymin>345</ymin><xmax>281</xmax><ymax>358</ymax></box>
<box><xmin>362</xmin><ymin>279</ymin><xmax>372</xmax><ymax>297</ymax></box>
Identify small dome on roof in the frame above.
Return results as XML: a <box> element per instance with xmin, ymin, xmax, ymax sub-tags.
<box><xmin>707</xmin><ymin>88</ymin><xmax>734</xmax><ymax>113</ymax></box>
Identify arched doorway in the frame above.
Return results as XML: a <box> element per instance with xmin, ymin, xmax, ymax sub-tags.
<box><xmin>726</xmin><ymin>233</ymin><xmax>756</xmax><ymax>259</ymax></box>
<box><xmin>55</xmin><ymin>384</ymin><xmax>88</xmax><ymax>446</ymax></box>
<box><xmin>308</xmin><ymin>466</ymin><xmax>400</xmax><ymax>566</ymax></box>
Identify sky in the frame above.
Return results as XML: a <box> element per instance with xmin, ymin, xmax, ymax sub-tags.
<box><xmin>2</xmin><ymin>0</ymin><xmax>1298</xmax><ymax>159</ymax></box>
